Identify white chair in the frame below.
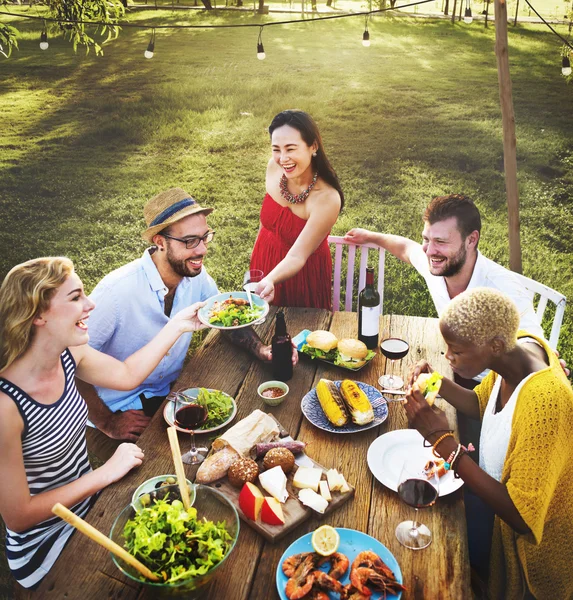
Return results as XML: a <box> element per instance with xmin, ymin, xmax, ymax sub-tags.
<box><xmin>512</xmin><ymin>272</ymin><xmax>566</xmax><ymax>350</ymax></box>
<box><xmin>328</xmin><ymin>236</ymin><xmax>385</xmax><ymax>312</ymax></box>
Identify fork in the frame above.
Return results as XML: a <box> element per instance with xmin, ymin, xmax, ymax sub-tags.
<box><xmin>372</xmin><ymin>395</ymin><xmax>405</xmax><ymax>408</ymax></box>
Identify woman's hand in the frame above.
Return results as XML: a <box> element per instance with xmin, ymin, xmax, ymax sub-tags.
<box><xmin>343</xmin><ymin>228</ymin><xmax>373</xmax><ymax>245</ymax></box>
<box><xmin>102</xmin><ymin>443</ymin><xmax>144</xmax><ymax>484</ymax></box>
<box><xmin>406</xmin><ymin>359</ymin><xmax>433</xmax><ymax>388</ymax></box>
<box><xmin>256</xmin><ymin>277</ymin><xmax>275</xmax><ymax>303</ymax></box>
<box><xmin>171</xmin><ymin>301</ymin><xmax>207</xmax><ymax>332</ymax></box>
<box><xmin>403</xmin><ymin>384</ymin><xmax>450</xmax><ymax>443</ymax></box>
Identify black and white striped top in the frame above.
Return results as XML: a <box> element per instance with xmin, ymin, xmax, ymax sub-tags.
<box><xmin>1</xmin><ymin>349</ymin><xmax>94</xmax><ymax>589</ymax></box>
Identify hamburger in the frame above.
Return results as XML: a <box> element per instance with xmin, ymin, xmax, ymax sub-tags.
<box><xmin>415</xmin><ymin>372</ymin><xmax>443</xmax><ymax>406</ymax></box>
<box><xmin>335</xmin><ymin>339</ymin><xmax>371</xmax><ymax>369</ymax></box>
<box><xmin>301</xmin><ymin>330</ymin><xmax>339</xmax><ymax>361</ymax></box>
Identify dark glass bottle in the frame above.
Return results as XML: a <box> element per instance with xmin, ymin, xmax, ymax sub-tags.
<box><xmin>272</xmin><ymin>311</ymin><xmax>293</xmax><ymax>382</ymax></box>
<box><xmin>358</xmin><ymin>267</ymin><xmax>381</xmax><ymax>349</ymax></box>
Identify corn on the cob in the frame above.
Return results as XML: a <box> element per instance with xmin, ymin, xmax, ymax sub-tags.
<box><xmin>316</xmin><ymin>379</ymin><xmax>349</xmax><ymax>427</ymax></box>
<box><xmin>340</xmin><ymin>380</ymin><xmax>374</xmax><ymax>425</ymax></box>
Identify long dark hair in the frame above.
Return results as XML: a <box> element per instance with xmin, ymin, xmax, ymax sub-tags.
<box><xmin>269</xmin><ymin>110</ymin><xmax>344</xmax><ymax>210</ymax></box>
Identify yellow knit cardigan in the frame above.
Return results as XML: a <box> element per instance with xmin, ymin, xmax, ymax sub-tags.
<box><xmin>474</xmin><ymin>331</ymin><xmax>573</xmax><ymax>600</ymax></box>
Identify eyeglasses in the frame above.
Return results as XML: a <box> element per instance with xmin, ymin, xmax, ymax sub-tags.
<box><xmin>161</xmin><ymin>230</ymin><xmax>216</xmax><ymax>249</ymax></box>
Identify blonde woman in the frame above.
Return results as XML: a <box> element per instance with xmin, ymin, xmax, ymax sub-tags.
<box><xmin>404</xmin><ymin>287</ymin><xmax>573</xmax><ymax>599</ymax></box>
<box><xmin>0</xmin><ymin>257</ymin><xmax>205</xmax><ymax>589</ymax></box>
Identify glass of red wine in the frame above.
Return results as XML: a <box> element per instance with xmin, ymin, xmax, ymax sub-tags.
<box><xmin>378</xmin><ymin>337</ymin><xmax>410</xmax><ymax>390</ymax></box>
<box><xmin>173</xmin><ymin>392</ymin><xmax>208</xmax><ymax>465</ymax></box>
<box><xmin>395</xmin><ymin>457</ymin><xmax>439</xmax><ymax>549</ymax></box>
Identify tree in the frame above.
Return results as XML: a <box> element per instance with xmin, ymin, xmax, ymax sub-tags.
<box><xmin>1</xmin><ymin>0</ymin><xmax>125</xmax><ymax>58</ymax></box>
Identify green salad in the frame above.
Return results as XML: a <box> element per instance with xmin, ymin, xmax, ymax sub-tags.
<box><xmin>196</xmin><ymin>388</ymin><xmax>234</xmax><ymax>430</ymax></box>
<box><xmin>123</xmin><ymin>497</ymin><xmax>233</xmax><ymax>584</ymax></box>
<box><xmin>208</xmin><ymin>297</ymin><xmax>263</xmax><ymax>327</ymax></box>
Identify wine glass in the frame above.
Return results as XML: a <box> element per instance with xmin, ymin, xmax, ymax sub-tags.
<box><xmin>243</xmin><ymin>269</ymin><xmax>264</xmax><ymax>294</ymax></box>
<box><xmin>378</xmin><ymin>337</ymin><xmax>409</xmax><ymax>390</ymax></box>
<box><xmin>395</xmin><ymin>457</ymin><xmax>439</xmax><ymax>549</ymax></box>
<box><xmin>173</xmin><ymin>392</ymin><xmax>208</xmax><ymax>465</ymax></box>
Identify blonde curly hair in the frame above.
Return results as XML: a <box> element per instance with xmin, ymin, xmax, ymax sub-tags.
<box><xmin>440</xmin><ymin>287</ymin><xmax>520</xmax><ymax>350</ymax></box>
<box><xmin>0</xmin><ymin>257</ymin><xmax>74</xmax><ymax>372</ymax></box>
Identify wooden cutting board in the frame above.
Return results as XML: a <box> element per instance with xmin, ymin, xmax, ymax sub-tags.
<box><xmin>206</xmin><ymin>416</ymin><xmax>354</xmax><ymax>542</ymax></box>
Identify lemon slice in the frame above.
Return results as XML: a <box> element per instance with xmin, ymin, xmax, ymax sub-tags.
<box><xmin>311</xmin><ymin>525</ymin><xmax>340</xmax><ymax>556</ymax></box>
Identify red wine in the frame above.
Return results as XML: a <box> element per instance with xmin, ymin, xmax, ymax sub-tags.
<box><xmin>175</xmin><ymin>404</ymin><xmax>207</xmax><ymax>429</ymax></box>
<box><xmin>358</xmin><ymin>267</ymin><xmax>380</xmax><ymax>349</ymax></box>
<box><xmin>272</xmin><ymin>311</ymin><xmax>293</xmax><ymax>382</ymax></box>
<box><xmin>398</xmin><ymin>478</ymin><xmax>438</xmax><ymax>508</ymax></box>
<box><xmin>380</xmin><ymin>338</ymin><xmax>409</xmax><ymax>361</ymax></box>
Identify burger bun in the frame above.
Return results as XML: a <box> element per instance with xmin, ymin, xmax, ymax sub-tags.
<box><xmin>415</xmin><ymin>372</ymin><xmax>442</xmax><ymax>407</ymax></box>
<box><xmin>337</xmin><ymin>338</ymin><xmax>369</xmax><ymax>368</ymax></box>
<box><xmin>306</xmin><ymin>330</ymin><xmax>339</xmax><ymax>352</ymax></box>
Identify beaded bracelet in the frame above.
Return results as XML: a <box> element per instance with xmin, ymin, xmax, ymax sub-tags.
<box><xmin>452</xmin><ymin>449</ymin><xmax>467</xmax><ymax>478</ymax></box>
<box><xmin>423</xmin><ymin>429</ymin><xmax>454</xmax><ymax>448</ymax></box>
<box><xmin>432</xmin><ymin>432</ymin><xmax>455</xmax><ymax>457</ymax></box>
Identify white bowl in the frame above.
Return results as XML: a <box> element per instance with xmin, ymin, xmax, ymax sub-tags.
<box><xmin>257</xmin><ymin>381</ymin><xmax>289</xmax><ymax>406</ymax></box>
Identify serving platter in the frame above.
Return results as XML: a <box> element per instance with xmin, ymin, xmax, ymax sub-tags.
<box><xmin>275</xmin><ymin>528</ymin><xmax>403</xmax><ymax>600</ymax></box>
<box><xmin>163</xmin><ymin>387</ymin><xmax>237</xmax><ymax>434</ymax></box>
<box><xmin>197</xmin><ymin>291</ymin><xmax>269</xmax><ymax>330</ymax></box>
<box><xmin>367</xmin><ymin>429</ymin><xmax>464</xmax><ymax>497</ymax></box>
<box><xmin>293</xmin><ymin>329</ymin><xmax>377</xmax><ymax>371</ymax></box>
<box><xmin>301</xmin><ymin>380</ymin><xmax>388</xmax><ymax>434</ymax></box>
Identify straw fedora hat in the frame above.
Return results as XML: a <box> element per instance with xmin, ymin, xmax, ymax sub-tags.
<box><xmin>142</xmin><ymin>188</ymin><xmax>214</xmax><ymax>243</ymax></box>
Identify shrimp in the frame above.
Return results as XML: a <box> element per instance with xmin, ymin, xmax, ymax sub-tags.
<box><xmin>312</xmin><ymin>570</ymin><xmax>345</xmax><ymax>594</ymax></box>
<box><xmin>341</xmin><ymin>585</ymin><xmax>372</xmax><ymax>600</ymax></box>
<box><xmin>324</xmin><ymin>552</ymin><xmax>350</xmax><ymax>580</ymax></box>
<box><xmin>349</xmin><ymin>567</ymin><xmax>376</xmax><ymax>596</ymax></box>
<box><xmin>282</xmin><ymin>552</ymin><xmax>313</xmax><ymax>578</ymax></box>
<box><xmin>351</xmin><ymin>551</ymin><xmax>396</xmax><ymax>580</ymax></box>
<box><xmin>285</xmin><ymin>554</ymin><xmax>316</xmax><ymax>600</ymax></box>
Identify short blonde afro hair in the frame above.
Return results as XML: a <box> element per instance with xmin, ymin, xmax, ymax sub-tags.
<box><xmin>440</xmin><ymin>287</ymin><xmax>520</xmax><ymax>350</ymax></box>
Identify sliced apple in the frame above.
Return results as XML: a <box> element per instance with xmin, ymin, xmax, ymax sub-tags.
<box><xmin>260</xmin><ymin>496</ymin><xmax>285</xmax><ymax>526</ymax></box>
<box><xmin>239</xmin><ymin>482</ymin><xmax>264</xmax><ymax>521</ymax></box>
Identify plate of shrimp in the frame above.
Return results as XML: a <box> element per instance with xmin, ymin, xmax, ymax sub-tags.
<box><xmin>276</xmin><ymin>528</ymin><xmax>405</xmax><ymax>600</ymax></box>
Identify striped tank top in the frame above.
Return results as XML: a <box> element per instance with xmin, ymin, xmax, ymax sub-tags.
<box><xmin>1</xmin><ymin>349</ymin><xmax>94</xmax><ymax>589</ymax></box>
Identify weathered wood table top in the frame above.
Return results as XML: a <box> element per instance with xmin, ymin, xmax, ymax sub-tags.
<box><xmin>28</xmin><ymin>308</ymin><xmax>470</xmax><ymax>599</ymax></box>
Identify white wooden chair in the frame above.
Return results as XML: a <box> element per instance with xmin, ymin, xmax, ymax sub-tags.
<box><xmin>328</xmin><ymin>236</ymin><xmax>385</xmax><ymax>312</ymax></box>
<box><xmin>512</xmin><ymin>272</ymin><xmax>566</xmax><ymax>350</ymax></box>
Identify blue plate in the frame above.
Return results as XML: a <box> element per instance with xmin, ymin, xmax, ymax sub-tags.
<box><xmin>275</xmin><ymin>528</ymin><xmax>403</xmax><ymax>600</ymax></box>
<box><xmin>197</xmin><ymin>291</ymin><xmax>269</xmax><ymax>330</ymax></box>
<box><xmin>301</xmin><ymin>381</ymin><xmax>388</xmax><ymax>434</ymax></box>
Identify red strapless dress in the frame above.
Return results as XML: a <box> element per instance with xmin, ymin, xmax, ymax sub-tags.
<box><xmin>250</xmin><ymin>194</ymin><xmax>332</xmax><ymax>309</ymax></box>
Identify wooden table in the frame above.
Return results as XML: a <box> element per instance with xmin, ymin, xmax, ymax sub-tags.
<box><xmin>26</xmin><ymin>308</ymin><xmax>471</xmax><ymax>599</ymax></box>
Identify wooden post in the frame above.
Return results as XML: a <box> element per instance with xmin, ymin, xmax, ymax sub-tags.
<box><xmin>494</xmin><ymin>0</ymin><xmax>522</xmax><ymax>272</ymax></box>
<box><xmin>513</xmin><ymin>0</ymin><xmax>520</xmax><ymax>25</ymax></box>
<box><xmin>451</xmin><ymin>0</ymin><xmax>457</xmax><ymax>21</ymax></box>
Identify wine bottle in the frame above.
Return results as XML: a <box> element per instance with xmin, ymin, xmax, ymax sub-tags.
<box><xmin>272</xmin><ymin>311</ymin><xmax>293</xmax><ymax>382</ymax></box>
<box><xmin>358</xmin><ymin>267</ymin><xmax>380</xmax><ymax>349</ymax></box>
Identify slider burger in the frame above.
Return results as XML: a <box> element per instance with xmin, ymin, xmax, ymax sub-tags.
<box><xmin>335</xmin><ymin>339</ymin><xmax>371</xmax><ymax>369</ymax></box>
<box><xmin>301</xmin><ymin>330</ymin><xmax>339</xmax><ymax>361</ymax></box>
<box><xmin>414</xmin><ymin>372</ymin><xmax>443</xmax><ymax>406</ymax></box>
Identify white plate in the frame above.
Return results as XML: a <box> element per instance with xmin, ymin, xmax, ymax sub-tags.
<box><xmin>163</xmin><ymin>388</ymin><xmax>237</xmax><ymax>434</ymax></box>
<box><xmin>197</xmin><ymin>291</ymin><xmax>269</xmax><ymax>330</ymax></box>
<box><xmin>367</xmin><ymin>429</ymin><xmax>464</xmax><ymax>497</ymax></box>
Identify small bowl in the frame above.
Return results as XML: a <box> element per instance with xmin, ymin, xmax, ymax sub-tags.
<box><xmin>257</xmin><ymin>381</ymin><xmax>289</xmax><ymax>406</ymax></box>
<box><xmin>111</xmin><ymin>485</ymin><xmax>240</xmax><ymax>598</ymax></box>
<box><xmin>132</xmin><ymin>475</ymin><xmax>195</xmax><ymax>508</ymax></box>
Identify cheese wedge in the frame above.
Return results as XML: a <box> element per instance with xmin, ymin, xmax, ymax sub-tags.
<box><xmin>292</xmin><ymin>467</ymin><xmax>323</xmax><ymax>492</ymax></box>
<box><xmin>319</xmin><ymin>480</ymin><xmax>332</xmax><ymax>501</ymax></box>
<box><xmin>298</xmin><ymin>488</ymin><xmax>329</xmax><ymax>514</ymax></box>
<box><xmin>259</xmin><ymin>466</ymin><xmax>288</xmax><ymax>503</ymax></box>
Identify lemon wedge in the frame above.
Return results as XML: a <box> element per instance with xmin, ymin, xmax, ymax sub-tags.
<box><xmin>311</xmin><ymin>525</ymin><xmax>340</xmax><ymax>556</ymax></box>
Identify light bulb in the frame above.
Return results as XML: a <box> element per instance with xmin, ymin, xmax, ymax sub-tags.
<box><xmin>144</xmin><ymin>39</ymin><xmax>154</xmax><ymax>59</ymax></box>
<box><xmin>257</xmin><ymin>42</ymin><xmax>266</xmax><ymax>60</ymax></box>
<box><xmin>362</xmin><ymin>31</ymin><xmax>370</xmax><ymax>47</ymax></box>
<box><xmin>464</xmin><ymin>7</ymin><xmax>473</xmax><ymax>23</ymax></box>
<box><xmin>40</xmin><ymin>30</ymin><xmax>49</xmax><ymax>50</ymax></box>
<box><xmin>562</xmin><ymin>56</ymin><xmax>572</xmax><ymax>77</ymax></box>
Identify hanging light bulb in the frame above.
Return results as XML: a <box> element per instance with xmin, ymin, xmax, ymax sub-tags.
<box><xmin>464</xmin><ymin>0</ymin><xmax>473</xmax><ymax>23</ymax></box>
<box><xmin>362</xmin><ymin>31</ymin><xmax>370</xmax><ymax>47</ymax></box>
<box><xmin>39</xmin><ymin>29</ymin><xmax>49</xmax><ymax>51</ymax></box>
<box><xmin>257</xmin><ymin>42</ymin><xmax>266</xmax><ymax>60</ymax></box>
<box><xmin>144</xmin><ymin>30</ymin><xmax>155</xmax><ymax>59</ymax></box>
<box><xmin>562</xmin><ymin>56</ymin><xmax>572</xmax><ymax>77</ymax></box>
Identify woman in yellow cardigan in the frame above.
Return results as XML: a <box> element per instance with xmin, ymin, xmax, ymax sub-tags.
<box><xmin>404</xmin><ymin>287</ymin><xmax>573</xmax><ymax>600</ymax></box>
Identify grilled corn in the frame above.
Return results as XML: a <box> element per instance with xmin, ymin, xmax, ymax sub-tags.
<box><xmin>316</xmin><ymin>379</ymin><xmax>349</xmax><ymax>427</ymax></box>
<box><xmin>340</xmin><ymin>380</ymin><xmax>374</xmax><ymax>425</ymax></box>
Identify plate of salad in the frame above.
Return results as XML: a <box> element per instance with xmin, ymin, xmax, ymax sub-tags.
<box><xmin>164</xmin><ymin>388</ymin><xmax>237</xmax><ymax>434</ymax></box>
<box><xmin>198</xmin><ymin>291</ymin><xmax>269</xmax><ymax>330</ymax></box>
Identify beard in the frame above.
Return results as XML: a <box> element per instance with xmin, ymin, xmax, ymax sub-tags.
<box><xmin>165</xmin><ymin>244</ymin><xmax>203</xmax><ymax>278</ymax></box>
<box><xmin>428</xmin><ymin>244</ymin><xmax>467</xmax><ymax>277</ymax></box>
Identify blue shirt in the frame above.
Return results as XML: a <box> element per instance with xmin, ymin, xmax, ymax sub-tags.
<box><xmin>87</xmin><ymin>249</ymin><xmax>218</xmax><ymax>413</ymax></box>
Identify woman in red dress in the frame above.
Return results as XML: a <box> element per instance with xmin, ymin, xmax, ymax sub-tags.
<box><xmin>250</xmin><ymin>110</ymin><xmax>343</xmax><ymax>309</ymax></box>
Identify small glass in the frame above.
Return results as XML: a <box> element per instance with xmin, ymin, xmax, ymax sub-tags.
<box><xmin>243</xmin><ymin>269</ymin><xmax>264</xmax><ymax>294</ymax></box>
<box><xmin>172</xmin><ymin>392</ymin><xmax>208</xmax><ymax>465</ymax></box>
<box><xmin>395</xmin><ymin>457</ymin><xmax>439</xmax><ymax>549</ymax></box>
<box><xmin>378</xmin><ymin>337</ymin><xmax>410</xmax><ymax>389</ymax></box>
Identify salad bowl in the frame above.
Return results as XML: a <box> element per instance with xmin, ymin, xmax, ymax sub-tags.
<box><xmin>110</xmin><ymin>485</ymin><xmax>240</xmax><ymax>597</ymax></box>
<box><xmin>197</xmin><ymin>291</ymin><xmax>269</xmax><ymax>330</ymax></box>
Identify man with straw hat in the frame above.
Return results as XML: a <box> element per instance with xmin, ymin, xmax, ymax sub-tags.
<box><xmin>77</xmin><ymin>188</ymin><xmax>279</xmax><ymax>460</ymax></box>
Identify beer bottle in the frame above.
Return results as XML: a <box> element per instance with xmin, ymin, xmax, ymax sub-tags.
<box><xmin>272</xmin><ymin>311</ymin><xmax>293</xmax><ymax>381</ymax></box>
<box><xmin>358</xmin><ymin>267</ymin><xmax>380</xmax><ymax>349</ymax></box>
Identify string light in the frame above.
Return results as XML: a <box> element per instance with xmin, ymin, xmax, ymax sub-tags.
<box><xmin>362</xmin><ymin>15</ymin><xmax>370</xmax><ymax>47</ymax></box>
<box><xmin>144</xmin><ymin>29</ymin><xmax>155</xmax><ymax>59</ymax></box>
<box><xmin>563</xmin><ymin>56</ymin><xmax>572</xmax><ymax>76</ymax></box>
<box><xmin>39</xmin><ymin>28</ymin><xmax>49</xmax><ymax>50</ymax></box>
<box><xmin>257</xmin><ymin>26</ymin><xmax>265</xmax><ymax>60</ymax></box>
<box><xmin>464</xmin><ymin>0</ymin><xmax>473</xmax><ymax>24</ymax></box>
